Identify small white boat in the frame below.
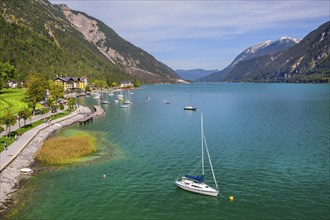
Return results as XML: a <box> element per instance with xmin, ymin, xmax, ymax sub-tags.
<box><xmin>114</xmin><ymin>100</ymin><xmax>119</xmax><ymax>103</ymax></box>
<box><xmin>184</xmin><ymin>90</ymin><xmax>197</xmax><ymax>111</ymax></box>
<box><xmin>175</xmin><ymin>114</ymin><xmax>219</xmax><ymax>197</ymax></box>
<box><xmin>121</xmin><ymin>104</ymin><xmax>129</xmax><ymax>108</ymax></box>
<box><xmin>117</xmin><ymin>90</ymin><xmax>124</xmax><ymax>99</ymax></box>
<box><xmin>184</xmin><ymin>105</ymin><xmax>197</xmax><ymax>111</ymax></box>
<box><xmin>123</xmin><ymin>90</ymin><xmax>133</xmax><ymax>104</ymax></box>
<box><xmin>20</xmin><ymin>168</ymin><xmax>33</xmax><ymax>174</ymax></box>
<box><xmin>102</xmin><ymin>100</ymin><xmax>109</xmax><ymax>104</ymax></box>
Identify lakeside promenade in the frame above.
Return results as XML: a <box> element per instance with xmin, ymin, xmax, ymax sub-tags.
<box><xmin>0</xmin><ymin>105</ymin><xmax>105</xmax><ymax>171</ymax></box>
<box><xmin>0</xmin><ymin>106</ymin><xmax>68</xmax><ymax>138</ymax></box>
<box><xmin>0</xmin><ymin>104</ymin><xmax>105</xmax><ymax>212</ymax></box>
<box><xmin>0</xmin><ymin>106</ymin><xmax>84</xmax><ymax>171</ymax></box>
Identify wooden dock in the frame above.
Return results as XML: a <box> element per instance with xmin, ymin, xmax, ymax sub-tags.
<box><xmin>77</xmin><ymin>105</ymin><xmax>105</xmax><ymax>125</ymax></box>
<box><xmin>77</xmin><ymin>114</ymin><xmax>93</xmax><ymax>125</ymax></box>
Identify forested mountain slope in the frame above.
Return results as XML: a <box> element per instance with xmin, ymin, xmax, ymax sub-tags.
<box><xmin>0</xmin><ymin>0</ymin><xmax>180</xmax><ymax>84</ymax></box>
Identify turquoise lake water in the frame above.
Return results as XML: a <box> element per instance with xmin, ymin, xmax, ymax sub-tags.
<box><xmin>8</xmin><ymin>83</ymin><xmax>330</xmax><ymax>219</ymax></box>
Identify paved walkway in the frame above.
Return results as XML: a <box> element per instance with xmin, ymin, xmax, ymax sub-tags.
<box><xmin>0</xmin><ymin>106</ymin><xmax>89</xmax><ymax>171</ymax></box>
<box><xmin>0</xmin><ymin>106</ymin><xmax>69</xmax><ymax>138</ymax></box>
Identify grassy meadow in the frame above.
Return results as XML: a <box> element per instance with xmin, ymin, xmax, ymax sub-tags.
<box><xmin>0</xmin><ymin>88</ymin><xmax>45</xmax><ymax>117</ymax></box>
<box><xmin>0</xmin><ymin>88</ymin><xmax>28</xmax><ymax>117</ymax></box>
<box><xmin>36</xmin><ymin>133</ymin><xmax>96</xmax><ymax>165</ymax></box>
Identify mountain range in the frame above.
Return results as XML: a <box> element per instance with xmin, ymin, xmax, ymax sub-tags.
<box><xmin>175</xmin><ymin>69</ymin><xmax>218</xmax><ymax>81</ymax></box>
<box><xmin>1</xmin><ymin>0</ymin><xmax>329</xmax><ymax>84</ymax></box>
<box><xmin>200</xmin><ymin>37</ymin><xmax>301</xmax><ymax>81</ymax></box>
<box><xmin>0</xmin><ymin>0</ymin><xmax>180</xmax><ymax>84</ymax></box>
<box><xmin>200</xmin><ymin>22</ymin><xmax>330</xmax><ymax>83</ymax></box>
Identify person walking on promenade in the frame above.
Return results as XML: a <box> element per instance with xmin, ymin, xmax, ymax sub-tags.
<box><xmin>4</xmin><ymin>142</ymin><xmax>7</xmax><ymax>150</ymax></box>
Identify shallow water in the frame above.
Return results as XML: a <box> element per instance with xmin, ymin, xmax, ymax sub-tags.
<box><xmin>8</xmin><ymin>83</ymin><xmax>330</xmax><ymax>219</ymax></box>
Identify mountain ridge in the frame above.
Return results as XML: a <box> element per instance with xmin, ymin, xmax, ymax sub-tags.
<box><xmin>221</xmin><ymin>21</ymin><xmax>330</xmax><ymax>83</ymax></box>
<box><xmin>175</xmin><ymin>69</ymin><xmax>219</xmax><ymax>81</ymax></box>
<box><xmin>59</xmin><ymin>4</ymin><xmax>180</xmax><ymax>84</ymax></box>
<box><xmin>200</xmin><ymin>37</ymin><xmax>301</xmax><ymax>81</ymax></box>
<box><xmin>0</xmin><ymin>0</ymin><xmax>180</xmax><ymax>84</ymax></box>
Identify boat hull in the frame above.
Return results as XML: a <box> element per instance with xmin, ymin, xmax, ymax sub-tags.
<box><xmin>175</xmin><ymin>178</ymin><xmax>218</xmax><ymax>197</ymax></box>
<box><xmin>184</xmin><ymin>106</ymin><xmax>197</xmax><ymax>111</ymax></box>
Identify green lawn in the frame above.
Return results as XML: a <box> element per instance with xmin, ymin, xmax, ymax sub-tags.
<box><xmin>0</xmin><ymin>88</ymin><xmax>28</xmax><ymax>117</ymax></box>
<box><xmin>0</xmin><ymin>88</ymin><xmax>44</xmax><ymax>117</ymax></box>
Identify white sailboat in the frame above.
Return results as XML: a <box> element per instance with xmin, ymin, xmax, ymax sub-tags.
<box><xmin>102</xmin><ymin>99</ymin><xmax>109</xmax><ymax>104</ymax></box>
<box><xmin>121</xmin><ymin>103</ymin><xmax>129</xmax><ymax>108</ymax></box>
<box><xmin>123</xmin><ymin>90</ymin><xmax>132</xmax><ymax>104</ymax></box>
<box><xmin>184</xmin><ymin>90</ymin><xmax>197</xmax><ymax>111</ymax></box>
<box><xmin>117</xmin><ymin>90</ymin><xmax>124</xmax><ymax>101</ymax></box>
<box><xmin>175</xmin><ymin>114</ymin><xmax>219</xmax><ymax>197</ymax></box>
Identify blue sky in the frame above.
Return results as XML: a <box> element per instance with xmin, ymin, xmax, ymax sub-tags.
<box><xmin>50</xmin><ymin>0</ymin><xmax>329</xmax><ymax>70</ymax></box>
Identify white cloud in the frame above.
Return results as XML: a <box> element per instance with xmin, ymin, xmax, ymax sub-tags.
<box><xmin>50</xmin><ymin>0</ymin><xmax>329</xmax><ymax>69</ymax></box>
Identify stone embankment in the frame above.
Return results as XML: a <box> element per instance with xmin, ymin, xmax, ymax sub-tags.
<box><xmin>0</xmin><ymin>106</ymin><xmax>93</xmax><ymax>213</ymax></box>
<box><xmin>64</xmin><ymin>92</ymin><xmax>86</xmax><ymax>99</ymax></box>
<box><xmin>93</xmin><ymin>105</ymin><xmax>105</xmax><ymax>118</ymax></box>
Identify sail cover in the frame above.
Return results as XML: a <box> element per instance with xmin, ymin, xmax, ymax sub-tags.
<box><xmin>185</xmin><ymin>175</ymin><xmax>204</xmax><ymax>182</ymax></box>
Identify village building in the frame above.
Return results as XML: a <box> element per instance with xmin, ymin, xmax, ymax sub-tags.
<box><xmin>54</xmin><ymin>77</ymin><xmax>87</xmax><ymax>91</ymax></box>
<box><xmin>120</xmin><ymin>81</ymin><xmax>132</xmax><ymax>89</ymax></box>
<box><xmin>7</xmin><ymin>81</ymin><xmax>23</xmax><ymax>88</ymax></box>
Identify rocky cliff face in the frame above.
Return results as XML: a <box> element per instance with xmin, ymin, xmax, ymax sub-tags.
<box><xmin>61</xmin><ymin>6</ymin><xmax>124</xmax><ymax>65</ymax></box>
<box><xmin>60</xmin><ymin>5</ymin><xmax>180</xmax><ymax>83</ymax></box>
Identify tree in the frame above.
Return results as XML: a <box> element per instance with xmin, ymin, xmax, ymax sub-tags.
<box><xmin>85</xmin><ymin>85</ymin><xmax>91</xmax><ymax>92</ymax></box>
<box><xmin>134</xmin><ymin>79</ymin><xmax>141</xmax><ymax>88</ymax></box>
<box><xmin>25</xmin><ymin>73</ymin><xmax>48</xmax><ymax>115</ymax></box>
<box><xmin>111</xmin><ymin>82</ymin><xmax>118</xmax><ymax>88</ymax></box>
<box><xmin>0</xmin><ymin>62</ymin><xmax>17</xmax><ymax>93</ymax></box>
<box><xmin>93</xmin><ymin>80</ymin><xmax>108</xmax><ymax>90</ymax></box>
<box><xmin>67</xmin><ymin>98</ymin><xmax>76</xmax><ymax>111</ymax></box>
<box><xmin>1</xmin><ymin>110</ymin><xmax>16</xmax><ymax>137</ymax></box>
<box><xmin>46</xmin><ymin>97</ymin><xmax>56</xmax><ymax>112</ymax></box>
<box><xmin>20</xmin><ymin>108</ymin><xmax>32</xmax><ymax>127</ymax></box>
<box><xmin>48</xmin><ymin>80</ymin><xmax>64</xmax><ymax>102</ymax></box>
<box><xmin>17</xmin><ymin>110</ymin><xmax>24</xmax><ymax>128</ymax></box>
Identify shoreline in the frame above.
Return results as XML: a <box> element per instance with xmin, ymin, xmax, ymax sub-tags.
<box><xmin>0</xmin><ymin>106</ymin><xmax>93</xmax><ymax>214</ymax></box>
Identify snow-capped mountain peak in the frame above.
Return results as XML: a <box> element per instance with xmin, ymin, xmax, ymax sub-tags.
<box><xmin>276</xmin><ymin>37</ymin><xmax>301</xmax><ymax>44</ymax></box>
<box><xmin>246</xmin><ymin>40</ymin><xmax>273</xmax><ymax>54</ymax></box>
<box><xmin>230</xmin><ymin>37</ymin><xmax>300</xmax><ymax>67</ymax></box>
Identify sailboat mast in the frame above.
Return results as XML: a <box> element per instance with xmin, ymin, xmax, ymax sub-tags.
<box><xmin>190</xmin><ymin>90</ymin><xmax>192</xmax><ymax>106</ymax></box>
<box><xmin>201</xmin><ymin>113</ymin><xmax>204</xmax><ymax>176</ymax></box>
<box><xmin>203</xmin><ymin>135</ymin><xmax>219</xmax><ymax>189</ymax></box>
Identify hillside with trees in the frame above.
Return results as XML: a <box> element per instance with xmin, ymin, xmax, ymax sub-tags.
<box><xmin>0</xmin><ymin>0</ymin><xmax>179</xmax><ymax>85</ymax></box>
